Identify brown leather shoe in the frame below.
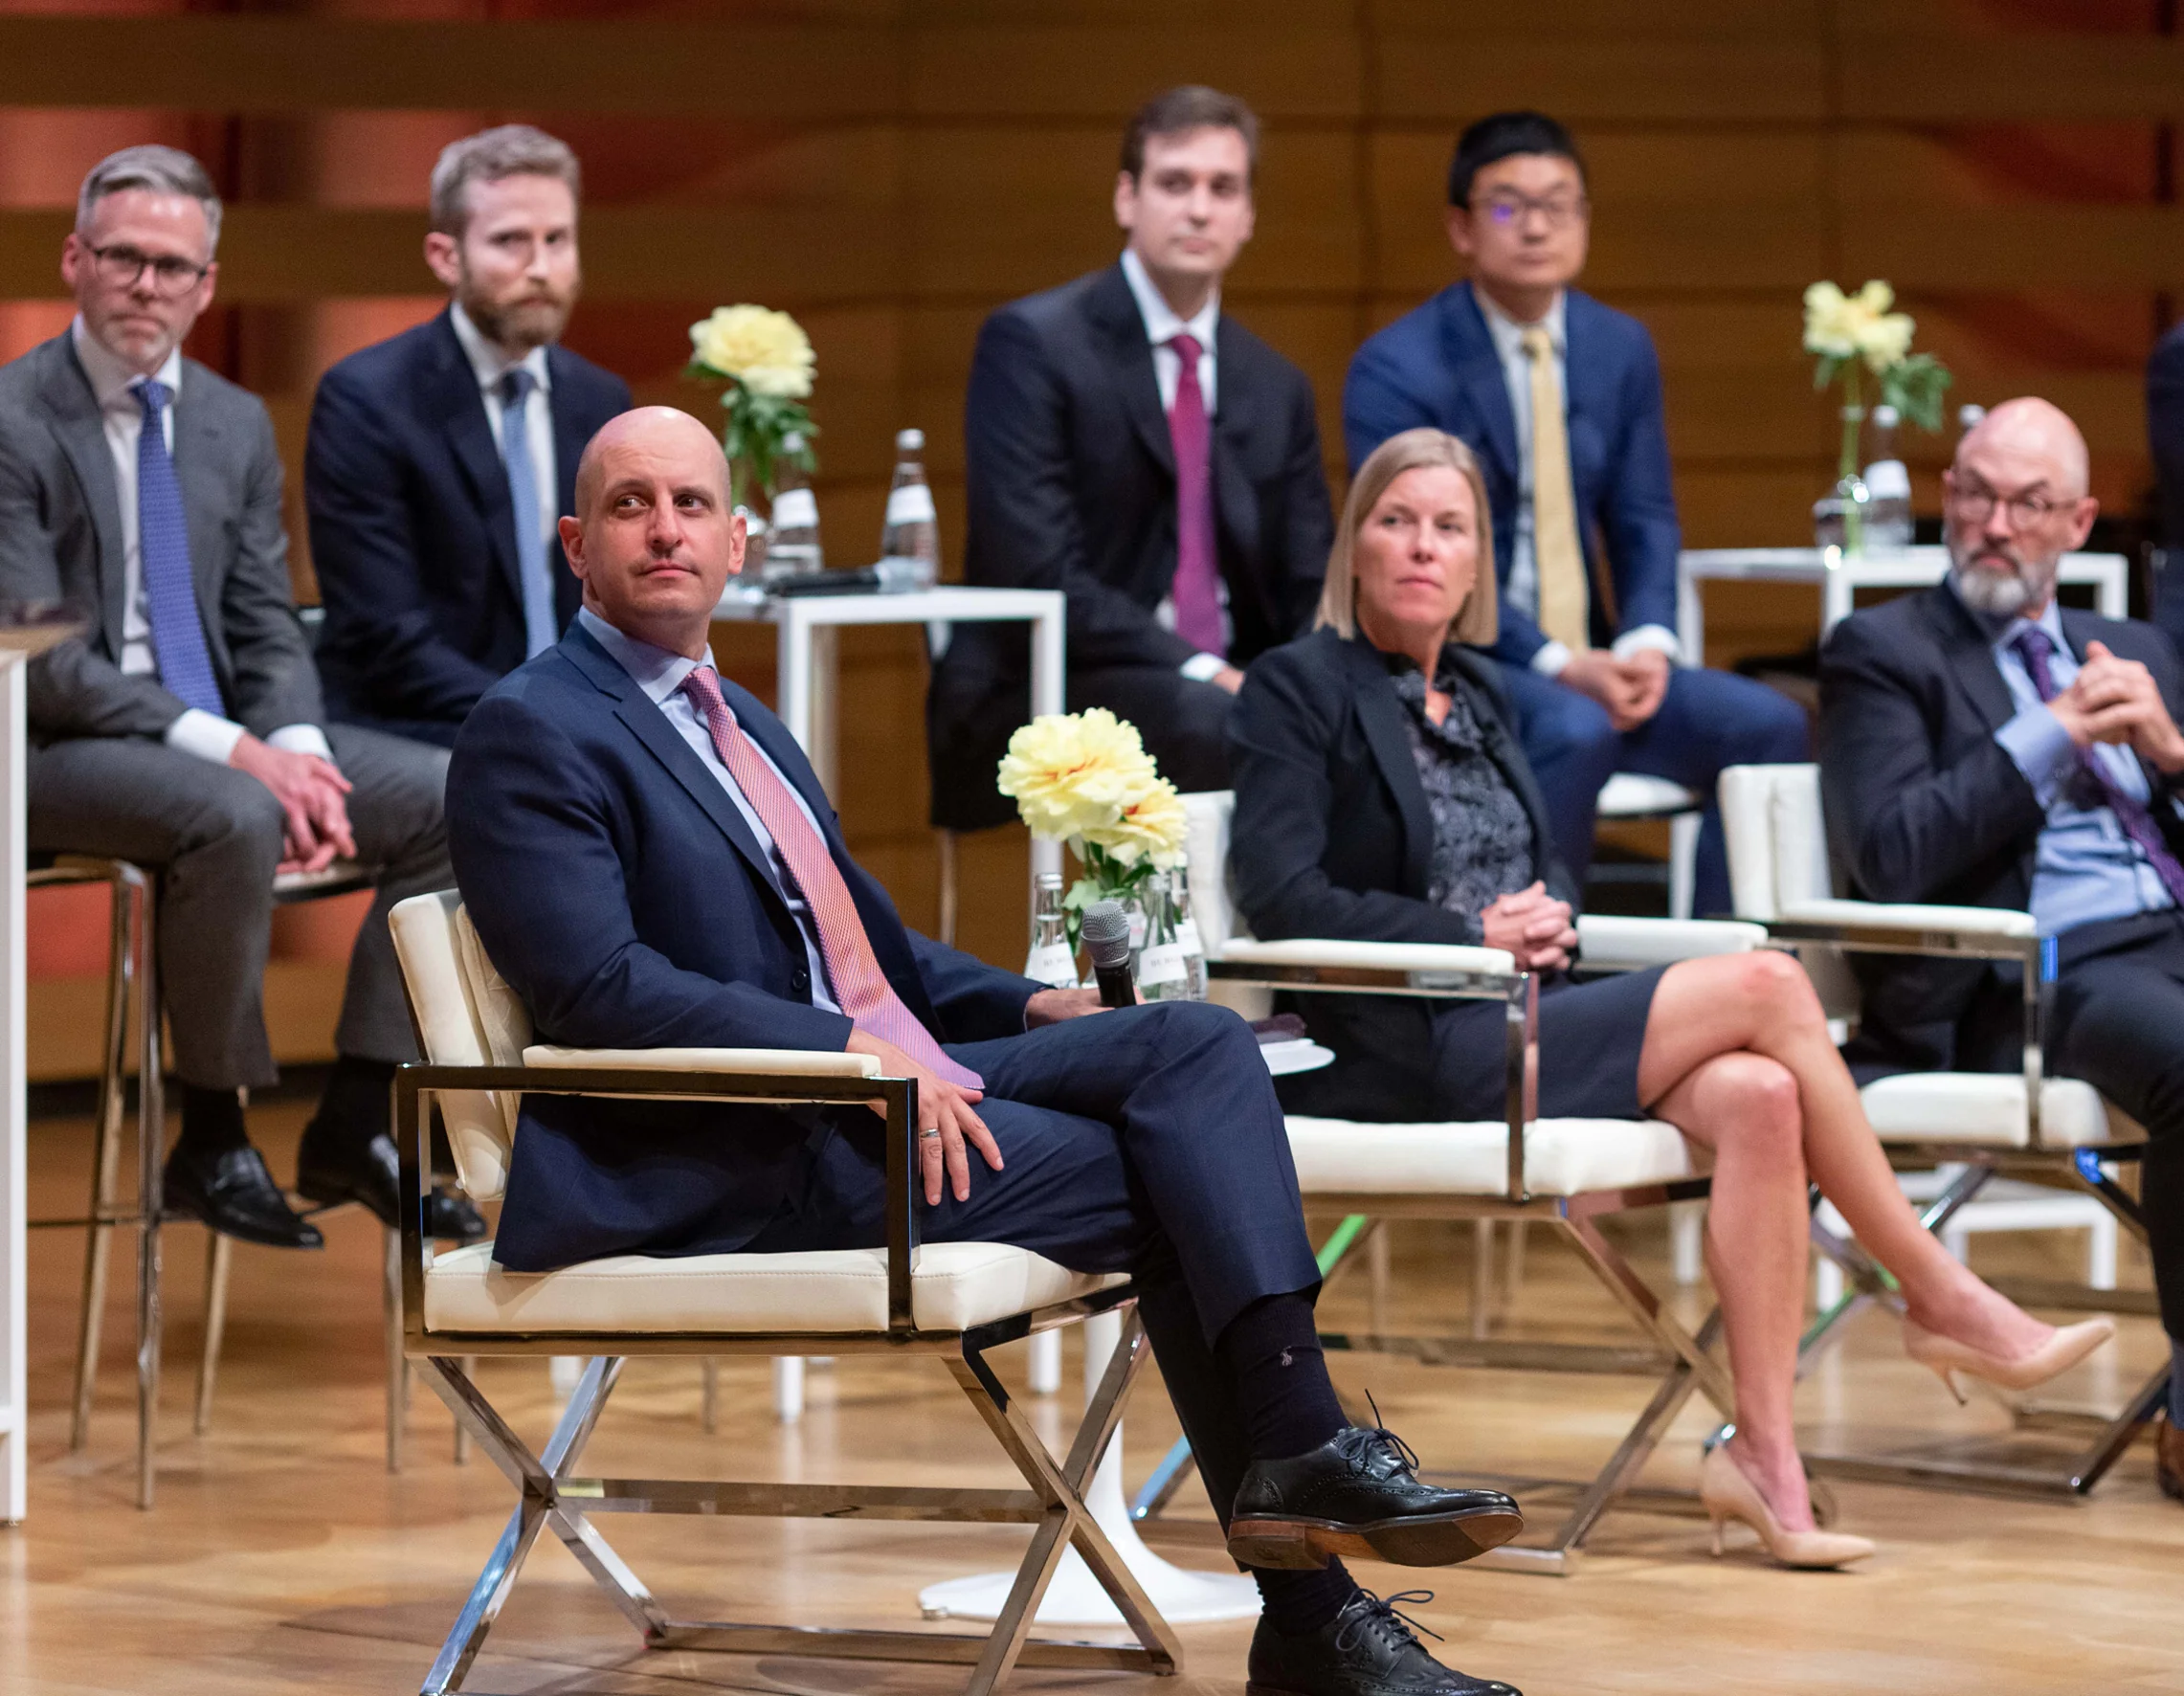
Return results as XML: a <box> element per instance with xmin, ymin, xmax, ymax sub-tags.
<box><xmin>2159</xmin><ymin>1410</ymin><xmax>2184</xmax><ymax>1504</ymax></box>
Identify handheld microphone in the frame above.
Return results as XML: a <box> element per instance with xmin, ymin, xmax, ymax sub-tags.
<box><xmin>1081</xmin><ymin>900</ymin><xmax>1137</xmax><ymax>1010</ymax></box>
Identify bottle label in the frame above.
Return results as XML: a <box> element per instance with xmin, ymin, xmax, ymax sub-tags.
<box><xmin>1138</xmin><ymin>941</ymin><xmax>1188</xmax><ymax>989</ymax></box>
<box><xmin>1175</xmin><ymin>919</ymin><xmax>1203</xmax><ymax>957</ymax></box>
<box><xmin>769</xmin><ymin>488</ymin><xmax>818</xmax><ymax>528</ymax></box>
<box><xmin>1023</xmin><ymin>943</ymin><xmax>1079</xmax><ymax>989</ymax></box>
<box><xmin>885</xmin><ymin>483</ymin><xmax>937</xmax><ymax>524</ymax></box>
<box><xmin>1861</xmin><ymin>459</ymin><xmax>1911</xmax><ymax>500</ymax></box>
<box><xmin>1127</xmin><ymin>909</ymin><xmax>1148</xmax><ymax>950</ymax></box>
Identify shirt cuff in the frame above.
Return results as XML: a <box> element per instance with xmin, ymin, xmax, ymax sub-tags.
<box><xmin>1612</xmin><ymin>624</ymin><xmax>1683</xmax><ymax>663</ymax></box>
<box><xmin>1179</xmin><ymin>652</ymin><xmax>1229</xmax><ymax>683</ymax></box>
<box><xmin>162</xmin><ymin>708</ymin><xmax>247</xmax><ymax>767</ymax></box>
<box><xmin>266</xmin><ymin>724</ymin><xmax>336</xmax><ymax>765</ymax></box>
<box><xmin>1530</xmin><ymin>640</ymin><xmax>1573</xmax><ymax>678</ymax></box>
<box><xmin>1995</xmin><ymin>704</ymin><xmax>2077</xmax><ymax>807</ymax></box>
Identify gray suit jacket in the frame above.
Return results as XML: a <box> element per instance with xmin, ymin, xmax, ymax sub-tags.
<box><xmin>0</xmin><ymin>332</ymin><xmax>322</xmax><ymax>746</ymax></box>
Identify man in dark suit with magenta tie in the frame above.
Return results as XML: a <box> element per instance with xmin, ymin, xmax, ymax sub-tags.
<box><xmin>304</xmin><ymin>125</ymin><xmax>630</xmax><ymax>748</ymax></box>
<box><xmin>927</xmin><ymin>86</ymin><xmax>1333</xmax><ymax>831</ymax></box>
<box><xmin>447</xmin><ymin>406</ymin><xmax>1527</xmax><ymax>1696</ymax></box>
<box><xmin>1344</xmin><ymin>111</ymin><xmax>1806</xmax><ymax>914</ymax></box>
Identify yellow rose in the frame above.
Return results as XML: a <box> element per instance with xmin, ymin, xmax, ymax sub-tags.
<box><xmin>689</xmin><ymin>304</ymin><xmax>815</xmax><ymax>399</ymax></box>
<box><xmin>1856</xmin><ymin>309</ymin><xmax>1914</xmax><ymax>372</ymax></box>
<box><xmin>996</xmin><ymin>709</ymin><xmax>1158</xmax><ymax>843</ymax></box>
<box><xmin>1802</xmin><ymin>280</ymin><xmax>1859</xmax><ymax>358</ymax></box>
<box><xmin>1805</xmin><ymin>279</ymin><xmax>1914</xmax><ymax>373</ymax></box>
<box><xmin>1081</xmin><ymin>773</ymin><xmax>1188</xmax><ymax>869</ymax></box>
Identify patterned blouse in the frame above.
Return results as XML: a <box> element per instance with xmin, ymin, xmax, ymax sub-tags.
<box><xmin>1387</xmin><ymin>652</ymin><xmax>1537</xmax><ymax>943</ymax></box>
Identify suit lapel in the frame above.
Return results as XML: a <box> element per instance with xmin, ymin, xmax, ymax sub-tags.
<box><xmin>1339</xmin><ymin>636</ymin><xmax>1435</xmax><ymax>898</ymax></box>
<box><xmin>546</xmin><ymin>346</ymin><xmax>588</xmax><ymax>628</ymax></box>
<box><xmin>37</xmin><ymin>340</ymin><xmax>130</xmax><ymax>651</ymax></box>
<box><xmin>1210</xmin><ymin>318</ymin><xmax>1258</xmax><ymax>593</ymax></box>
<box><xmin>1446</xmin><ymin>284</ymin><xmax>1521</xmax><ymax>488</ymax></box>
<box><xmin>1087</xmin><ymin>263</ymin><xmax>1174</xmax><ymax>477</ymax></box>
<box><xmin>428</xmin><ymin>312</ymin><xmax>524</xmax><ymax>612</ymax></box>
<box><xmin>1924</xmin><ymin>584</ymin><xmax>2017</xmax><ymax>735</ymax></box>
<box><xmin>169</xmin><ymin>365</ymin><xmax>231</xmax><ymax>646</ymax></box>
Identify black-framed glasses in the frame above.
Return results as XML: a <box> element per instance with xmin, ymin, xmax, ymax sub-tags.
<box><xmin>1473</xmin><ymin>191</ymin><xmax>1588</xmax><ymax>230</ymax></box>
<box><xmin>85</xmin><ymin>242</ymin><xmax>211</xmax><ymax>299</ymax></box>
<box><xmin>1948</xmin><ymin>480</ymin><xmax>2065</xmax><ymax>529</ymax></box>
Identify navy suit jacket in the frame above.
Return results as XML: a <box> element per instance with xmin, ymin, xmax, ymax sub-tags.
<box><xmin>1342</xmin><ymin>281</ymin><xmax>1680</xmax><ymax>669</ymax></box>
<box><xmin>447</xmin><ymin>622</ymin><xmax>1043</xmax><ymax>1271</ymax></box>
<box><xmin>304</xmin><ymin>309</ymin><xmax>631</xmax><ymax>745</ymax></box>
<box><xmin>2151</xmin><ymin>319</ymin><xmax>2184</xmax><ymax>556</ymax></box>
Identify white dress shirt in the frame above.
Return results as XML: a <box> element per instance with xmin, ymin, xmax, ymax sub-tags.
<box><xmin>1120</xmin><ymin>248</ymin><xmax>1230</xmax><ymax>679</ymax></box>
<box><xmin>576</xmin><ymin>608</ymin><xmax>840</xmax><ymax>1014</ymax></box>
<box><xmin>1473</xmin><ymin>289</ymin><xmax>1680</xmax><ymax>677</ymax></box>
<box><xmin>448</xmin><ymin>301</ymin><xmax>559</xmax><ymax>573</ymax></box>
<box><xmin>70</xmin><ymin>318</ymin><xmax>331</xmax><ymax>768</ymax></box>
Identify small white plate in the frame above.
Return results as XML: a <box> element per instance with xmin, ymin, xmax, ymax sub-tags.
<box><xmin>1259</xmin><ymin>1038</ymin><xmax>1336</xmax><ymax>1077</ymax></box>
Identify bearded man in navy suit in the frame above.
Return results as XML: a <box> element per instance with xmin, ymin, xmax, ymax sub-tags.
<box><xmin>444</xmin><ymin>406</ymin><xmax>1527</xmax><ymax>1696</ymax></box>
<box><xmin>1345</xmin><ymin>111</ymin><xmax>1805</xmax><ymax>914</ymax></box>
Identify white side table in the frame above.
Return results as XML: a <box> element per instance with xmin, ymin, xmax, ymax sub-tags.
<box><xmin>713</xmin><ymin>584</ymin><xmax>1068</xmax><ymax>1419</ymax></box>
<box><xmin>1677</xmin><ymin>546</ymin><xmax>2128</xmax><ymax>666</ymax></box>
<box><xmin>2</xmin><ymin>610</ymin><xmax>87</xmax><ymax>1526</ymax></box>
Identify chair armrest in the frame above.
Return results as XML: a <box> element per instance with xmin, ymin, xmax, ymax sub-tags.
<box><xmin>1575</xmin><ymin>915</ymin><xmax>1766</xmax><ymax>969</ymax></box>
<box><xmin>1217</xmin><ymin>938</ymin><xmax>1516</xmax><ymax>975</ymax></box>
<box><xmin>522</xmin><ymin>1044</ymin><xmax>881</xmax><ymax>1078</ymax></box>
<box><xmin>1768</xmin><ymin>900</ymin><xmax>2039</xmax><ymax>964</ymax></box>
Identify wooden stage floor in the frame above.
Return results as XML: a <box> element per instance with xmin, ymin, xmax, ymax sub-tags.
<box><xmin>7</xmin><ymin>1093</ymin><xmax>2183</xmax><ymax>1694</ymax></box>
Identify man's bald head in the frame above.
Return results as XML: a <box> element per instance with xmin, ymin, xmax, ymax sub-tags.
<box><xmin>572</xmin><ymin>405</ymin><xmax>729</xmax><ymax>517</ymax></box>
<box><xmin>1944</xmin><ymin>395</ymin><xmax>2099</xmax><ymax>620</ymax></box>
<box><xmin>558</xmin><ymin>405</ymin><xmax>745</xmax><ymax>659</ymax></box>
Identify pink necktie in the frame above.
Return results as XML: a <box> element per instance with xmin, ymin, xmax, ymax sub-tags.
<box><xmin>680</xmin><ymin>666</ymin><xmax>984</xmax><ymax>1088</ymax></box>
<box><xmin>1166</xmin><ymin>331</ymin><xmax>1225</xmax><ymax>657</ymax></box>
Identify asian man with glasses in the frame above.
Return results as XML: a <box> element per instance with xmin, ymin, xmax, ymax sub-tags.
<box><xmin>1342</xmin><ymin>110</ymin><xmax>1807</xmax><ymax>918</ymax></box>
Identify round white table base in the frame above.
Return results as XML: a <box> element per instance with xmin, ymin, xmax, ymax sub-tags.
<box><xmin>916</xmin><ymin>1310</ymin><xmax>1259</xmax><ymax>1627</ymax></box>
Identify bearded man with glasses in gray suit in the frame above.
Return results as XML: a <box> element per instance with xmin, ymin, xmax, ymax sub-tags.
<box><xmin>0</xmin><ymin>145</ymin><xmax>476</xmax><ymax>1251</ymax></box>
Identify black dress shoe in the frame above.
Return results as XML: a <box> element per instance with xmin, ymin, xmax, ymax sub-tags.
<box><xmin>295</xmin><ymin>1127</ymin><xmax>401</xmax><ymax>1227</ymax></box>
<box><xmin>1247</xmin><ymin>1589</ymin><xmax>1520</xmax><ymax>1696</ymax></box>
<box><xmin>1229</xmin><ymin>1424</ymin><xmax>1522</xmax><ymax>1571</ymax></box>
<box><xmin>428</xmin><ymin>1184</ymin><xmax>488</xmax><ymax>1244</ymax></box>
<box><xmin>163</xmin><ymin>1145</ymin><xmax>323</xmax><ymax>1250</ymax></box>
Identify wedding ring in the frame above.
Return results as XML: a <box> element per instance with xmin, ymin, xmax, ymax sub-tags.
<box><xmin>918</xmin><ymin>1127</ymin><xmax>943</xmax><ymax>1140</ymax></box>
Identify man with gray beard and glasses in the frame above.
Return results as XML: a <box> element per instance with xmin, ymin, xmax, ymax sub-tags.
<box><xmin>1819</xmin><ymin>396</ymin><xmax>2184</xmax><ymax>1503</ymax></box>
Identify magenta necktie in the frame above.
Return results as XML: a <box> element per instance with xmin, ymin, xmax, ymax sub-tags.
<box><xmin>680</xmin><ymin>666</ymin><xmax>984</xmax><ymax>1089</ymax></box>
<box><xmin>1166</xmin><ymin>331</ymin><xmax>1225</xmax><ymax>657</ymax></box>
<box><xmin>2014</xmin><ymin>628</ymin><xmax>2184</xmax><ymax>906</ymax></box>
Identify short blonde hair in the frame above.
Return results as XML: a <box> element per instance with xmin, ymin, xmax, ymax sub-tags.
<box><xmin>1316</xmin><ymin>428</ymin><xmax>1497</xmax><ymax>648</ymax></box>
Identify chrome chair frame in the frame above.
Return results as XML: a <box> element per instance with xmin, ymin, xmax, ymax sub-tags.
<box><xmin>1763</xmin><ymin>911</ymin><xmax>2167</xmax><ymax>1500</ymax></box>
<box><xmin>393</xmin><ymin>1059</ymin><xmax>1175</xmax><ymax>1696</ymax></box>
<box><xmin>1130</xmin><ymin>951</ymin><xmax>1736</xmax><ymax>1576</ymax></box>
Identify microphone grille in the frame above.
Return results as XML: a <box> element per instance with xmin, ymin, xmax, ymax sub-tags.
<box><xmin>1081</xmin><ymin>900</ymin><xmax>1132</xmax><ymax>969</ymax></box>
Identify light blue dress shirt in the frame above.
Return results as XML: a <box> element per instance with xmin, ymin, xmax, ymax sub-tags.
<box><xmin>1979</xmin><ymin>587</ymin><xmax>2178</xmax><ymax>936</ymax></box>
<box><xmin>578</xmin><ymin>608</ymin><xmax>840</xmax><ymax>1012</ymax></box>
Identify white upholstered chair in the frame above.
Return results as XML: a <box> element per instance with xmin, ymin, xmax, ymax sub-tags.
<box><xmin>386</xmin><ymin>890</ymin><xmax>1172</xmax><ymax>1696</ymax></box>
<box><xmin>1593</xmin><ymin>772</ymin><xmax>1704</xmax><ymax>922</ymax></box>
<box><xmin>1720</xmin><ymin>762</ymin><xmax>2166</xmax><ymax>1497</ymax></box>
<box><xmin>1133</xmin><ymin>791</ymin><xmax>1768</xmax><ymax>1574</ymax></box>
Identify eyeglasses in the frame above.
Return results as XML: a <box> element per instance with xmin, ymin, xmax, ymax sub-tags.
<box><xmin>1949</xmin><ymin>481</ymin><xmax>2066</xmax><ymax>529</ymax></box>
<box><xmin>85</xmin><ymin>242</ymin><xmax>211</xmax><ymax>299</ymax></box>
<box><xmin>1472</xmin><ymin>191</ymin><xmax>1589</xmax><ymax>230</ymax></box>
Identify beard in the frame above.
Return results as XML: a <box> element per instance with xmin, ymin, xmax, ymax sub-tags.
<box><xmin>460</xmin><ymin>279</ymin><xmax>576</xmax><ymax>353</ymax></box>
<box><xmin>1947</xmin><ymin>536</ymin><xmax>2059</xmax><ymax>620</ymax></box>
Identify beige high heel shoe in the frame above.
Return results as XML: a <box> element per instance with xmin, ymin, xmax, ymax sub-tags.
<box><xmin>1697</xmin><ymin>1443</ymin><xmax>1875</xmax><ymax>1570</ymax></box>
<box><xmin>1901</xmin><ymin>1316</ymin><xmax>2115</xmax><ymax>1405</ymax></box>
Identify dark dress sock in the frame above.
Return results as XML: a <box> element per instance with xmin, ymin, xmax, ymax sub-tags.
<box><xmin>173</xmin><ymin>1084</ymin><xmax>249</xmax><ymax>1159</ymax></box>
<box><xmin>1256</xmin><ymin>1561</ymin><xmax>1359</xmax><ymax>1637</ymax></box>
<box><xmin>1215</xmin><ymin>1291</ymin><xmax>1348</xmax><ymax>1462</ymax></box>
<box><xmin>309</xmin><ymin>1054</ymin><xmax>396</xmax><ymax>1154</ymax></box>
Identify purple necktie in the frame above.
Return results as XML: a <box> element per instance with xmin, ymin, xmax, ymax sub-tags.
<box><xmin>2015</xmin><ymin>627</ymin><xmax>2184</xmax><ymax>905</ymax></box>
<box><xmin>1165</xmin><ymin>332</ymin><xmax>1225</xmax><ymax>658</ymax></box>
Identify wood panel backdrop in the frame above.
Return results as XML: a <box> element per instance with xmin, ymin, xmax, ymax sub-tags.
<box><xmin>3</xmin><ymin>0</ymin><xmax>2178</xmax><ymax>1074</ymax></box>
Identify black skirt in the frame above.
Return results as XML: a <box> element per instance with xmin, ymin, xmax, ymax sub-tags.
<box><xmin>1427</xmin><ymin>964</ymin><xmax>1666</xmax><ymax>1122</ymax></box>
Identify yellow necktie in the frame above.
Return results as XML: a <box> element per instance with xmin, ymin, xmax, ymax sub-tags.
<box><xmin>1522</xmin><ymin>324</ymin><xmax>1588</xmax><ymax>652</ymax></box>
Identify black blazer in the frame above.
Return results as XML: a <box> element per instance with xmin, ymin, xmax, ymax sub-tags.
<box><xmin>0</xmin><ymin>333</ymin><xmax>323</xmax><ymax>745</ymax></box>
<box><xmin>928</xmin><ymin>261</ymin><xmax>1334</xmax><ymax>829</ymax></box>
<box><xmin>448</xmin><ymin>622</ymin><xmax>1043</xmax><ymax>1272</ymax></box>
<box><xmin>2151</xmin><ymin>319</ymin><xmax>2184</xmax><ymax>556</ymax></box>
<box><xmin>304</xmin><ymin>308</ymin><xmax>631</xmax><ymax>745</ymax></box>
<box><xmin>1818</xmin><ymin>584</ymin><xmax>2184</xmax><ymax>1074</ymax></box>
<box><xmin>1227</xmin><ymin>626</ymin><xmax>1574</xmax><ymax>1119</ymax></box>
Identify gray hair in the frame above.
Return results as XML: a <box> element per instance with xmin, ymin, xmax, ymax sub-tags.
<box><xmin>430</xmin><ymin>125</ymin><xmax>581</xmax><ymax>236</ymax></box>
<box><xmin>77</xmin><ymin>145</ymin><xmax>223</xmax><ymax>253</ymax></box>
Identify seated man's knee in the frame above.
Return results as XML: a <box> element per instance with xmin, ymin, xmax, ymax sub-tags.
<box><xmin>1140</xmin><ymin>997</ymin><xmax>1254</xmax><ymax>1061</ymax></box>
<box><xmin>1530</xmin><ymin>686</ymin><xmax>1617</xmax><ymax>766</ymax></box>
<box><xmin>185</xmin><ymin>770</ymin><xmax>290</xmax><ymax>870</ymax></box>
<box><xmin>1728</xmin><ymin>678</ymin><xmax>1810</xmax><ymax>764</ymax></box>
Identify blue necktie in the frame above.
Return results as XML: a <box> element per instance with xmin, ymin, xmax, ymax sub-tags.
<box><xmin>499</xmin><ymin>368</ymin><xmax>557</xmax><ymax>658</ymax></box>
<box><xmin>133</xmin><ymin>379</ymin><xmax>223</xmax><ymax>716</ymax></box>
